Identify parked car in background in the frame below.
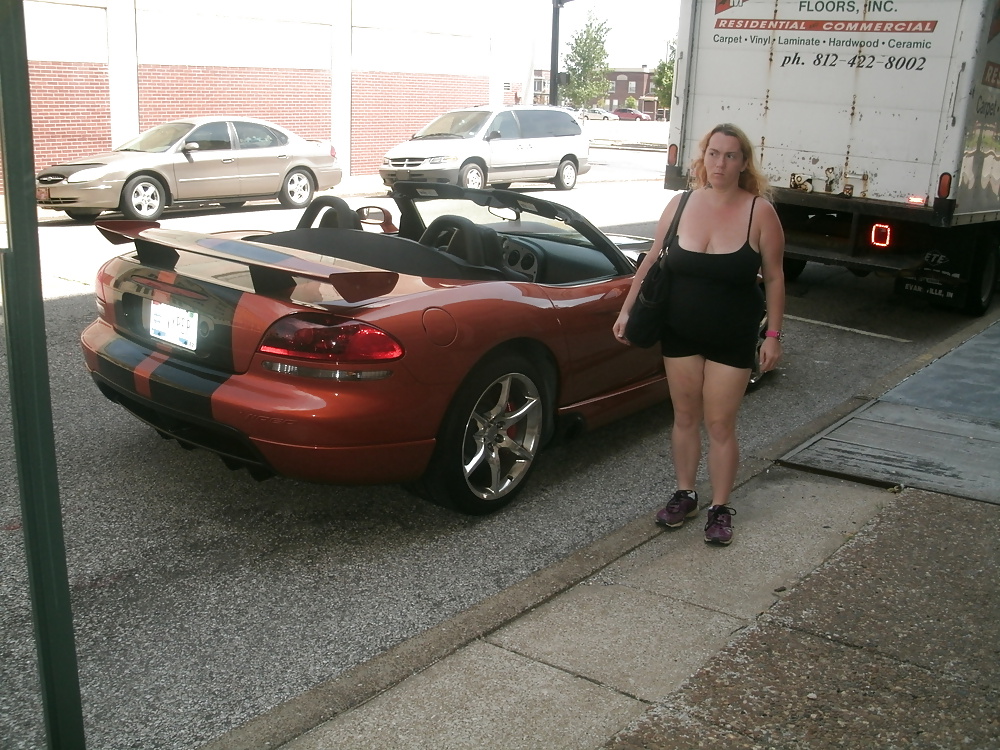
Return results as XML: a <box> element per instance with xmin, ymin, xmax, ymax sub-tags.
<box><xmin>35</xmin><ymin>117</ymin><xmax>342</xmax><ymax>222</ymax></box>
<box><xmin>583</xmin><ymin>108</ymin><xmax>619</xmax><ymax>120</ymax></box>
<box><xmin>380</xmin><ymin>106</ymin><xmax>590</xmax><ymax>191</ymax></box>
<box><xmin>80</xmin><ymin>183</ymin><xmax>667</xmax><ymax>515</ymax></box>
<box><xmin>613</xmin><ymin>108</ymin><xmax>651</xmax><ymax>121</ymax></box>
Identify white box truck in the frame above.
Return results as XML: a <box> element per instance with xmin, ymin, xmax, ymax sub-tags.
<box><xmin>665</xmin><ymin>0</ymin><xmax>1000</xmax><ymax>314</ymax></box>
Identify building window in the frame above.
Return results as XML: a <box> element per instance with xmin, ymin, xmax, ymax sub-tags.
<box><xmin>628</xmin><ymin>81</ymin><xmax>636</xmax><ymax>94</ymax></box>
<box><xmin>607</xmin><ymin>80</ymin><xmax>615</xmax><ymax>93</ymax></box>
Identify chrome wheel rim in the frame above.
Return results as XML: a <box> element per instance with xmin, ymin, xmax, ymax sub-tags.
<box><xmin>286</xmin><ymin>173</ymin><xmax>311</xmax><ymax>204</ymax></box>
<box><xmin>130</xmin><ymin>182</ymin><xmax>161</xmax><ymax>218</ymax></box>
<box><xmin>465</xmin><ymin>168</ymin><xmax>484</xmax><ymax>190</ymax></box>
<box><xmin>461</xmin><ymin>372</ymin><xmax>542</xmax><ymax>501</ymax></box>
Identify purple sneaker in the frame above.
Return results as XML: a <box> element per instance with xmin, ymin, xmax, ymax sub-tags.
<box><xmin>704</xmin><ymin>505</ymin><xmax>736</xmax><ymax>545</ymax></box>
<box><xmin>656</xmin><ymin>490</ymin><xmax>699</xmax><ymax>528</ymax></box>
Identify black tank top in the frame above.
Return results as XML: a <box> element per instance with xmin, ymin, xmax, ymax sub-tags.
<box><xmin>661</xmin><ymin>196</ymin><xmax>765</xmax><ymax>368</ymax></box>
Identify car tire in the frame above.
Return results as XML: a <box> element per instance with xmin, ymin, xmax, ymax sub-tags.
<box><xmin>64</xmin><ymin>209</ymin><xmax>102</xmax><ymax>223</ymax></box>
<box><xmin>419</xmin><ymin>353</ymin><xmax>551</xmax><ymax>515</ymax></box>
<box><xmin>459</xmin><ymin>163</ymin><xmax>486</xmax><ymax>190</ymax></box>
<box><xmin>491</xmin><ymin>182</ymin><xmax>512</xmax><ymax>190</ymax></box>
<box><xmin>783</xmin><ymin>258</ymin><xmax>807</xmax><ymax>282</ymax></box>
<box><xmin>554</xmin><ymin>159</ymin><xmax>577</xmax><ymax>190</ymax></box>
<box><xmin>120</xmin><ymin>175</ymin><xmax>166</xmax><ymax>220</ymax></box>
<box><xmin>964</xmin><ymin>242</ymin><xmax>998</xmax><ymax>316</ymax></box>
<box><xmin>278</xmin><ymin>169</ymin><xmax>314</xmax><ymax>208</ymax></box>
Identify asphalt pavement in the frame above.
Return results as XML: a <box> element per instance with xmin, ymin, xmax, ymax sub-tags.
<box><xmin>197</xmin><ymin>311</ymin><xmax>1000</xmax><ymax>750</ymax></box>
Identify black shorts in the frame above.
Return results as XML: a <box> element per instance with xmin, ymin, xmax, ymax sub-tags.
<box><xmin>660</xmin><ymin>325</ymin><xmax>759</xmax><ymax>370</ymax></box>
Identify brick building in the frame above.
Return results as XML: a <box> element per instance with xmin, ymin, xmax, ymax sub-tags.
<box><xmin>2</xmin><ymin>0</ymin><xmax>538</xmax><ymax>194</ymax></box>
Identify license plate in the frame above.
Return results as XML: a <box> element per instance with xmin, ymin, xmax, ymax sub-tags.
<box><xmin>36</xmin><ymin>187</ymin><xmax>49</xmax><ymax>201</ymax></box>
<box><xmin>150</xmin><ymin>300</ymin><xmax>198</xmax><ymax>351</ymax></box>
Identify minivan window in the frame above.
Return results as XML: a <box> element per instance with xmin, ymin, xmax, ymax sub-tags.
<box><xmin>517</xmin><ymin>110</ymin><xmax>582</xmax><ymax>138</ymax></box>
<box><xmin>489</xmin><ymin>111</ymin><xmax>521</xmax><ymax>139</ymax></box>
<box><xmin>412</xmin><ymin>111</ymin><xmax>490</xmax><ymax>140</ymax></box>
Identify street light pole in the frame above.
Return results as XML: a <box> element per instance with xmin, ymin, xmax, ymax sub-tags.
<box><xmin>549</xmin><ymin>0</ymin><xmax>574</xmax><ymax>106</ymax></box>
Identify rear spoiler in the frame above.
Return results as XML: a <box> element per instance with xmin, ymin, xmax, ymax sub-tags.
<box><xmin>95</xmin><ymin>220</ymin><xmax>398</xmax><ymax>303</ymax></box>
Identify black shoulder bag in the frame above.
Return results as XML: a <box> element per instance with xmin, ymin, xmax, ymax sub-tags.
<box><xmin>624</xmin><ymin>190</ymin><xmax>691</xmax><ymax>348</ymax></box>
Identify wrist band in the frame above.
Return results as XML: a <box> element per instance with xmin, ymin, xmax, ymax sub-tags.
<box><xmin>764</xmin><ymin>330</ymin><xmax>783</xmax><ymax>341</ymax></box>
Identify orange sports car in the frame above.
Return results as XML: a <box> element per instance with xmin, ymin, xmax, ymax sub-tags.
<box><xmin>81</xmin><ymin>183</ymin><xmax>670</xmax><ymax>514</ymax></box>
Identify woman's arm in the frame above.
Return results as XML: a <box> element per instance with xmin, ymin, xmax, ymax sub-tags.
<box><xmin>756</xmin><ymin>199</ymin><xmax>786</xmax><ymax>371</ymax></box>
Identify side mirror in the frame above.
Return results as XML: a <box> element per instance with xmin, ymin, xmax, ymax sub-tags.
<box><xmin>357</xmin><ymin>206</ymin><xmax>397</xmax><ymax>234</ymax></box>
<box><xmin>485</xmin><ymin>131</ymin><xmax>502</xmax><ymax>141</ymax></box>
<box><xmin>182</xmin><ymin>142</ymin><xmax>200</xmax><ymax>152</ymax></box>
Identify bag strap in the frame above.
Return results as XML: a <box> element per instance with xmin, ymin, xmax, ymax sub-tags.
<box><xmin>657</xmin><ymin>190</ymin><xmax>691</xmax><ymax>261</ymax></box>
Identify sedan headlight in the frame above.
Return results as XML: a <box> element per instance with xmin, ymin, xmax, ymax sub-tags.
<box><xmin>427</xmin><ymin>155</ymin><xmax>459</xmax><ymax>165</ymax></box>
<box><xmin>66</xmin><ymin>166</ymin><xmax>113</xmax><ymax>183</ymax></box>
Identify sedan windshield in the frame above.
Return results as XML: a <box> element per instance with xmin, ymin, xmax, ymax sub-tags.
<box><xmin>116</xmin><ymin>122</ymin><xmax>194</xmax><ymax>153</ymax></box>
<box><xmin>412</xmin><ymin>111</ymin><xmax>490</xmax><ymax>140</ymax></box>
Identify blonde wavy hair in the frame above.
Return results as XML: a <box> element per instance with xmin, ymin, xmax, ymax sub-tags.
<box><xmin>689</xmin><ymin>123</ymin><xmax>771</xmax><ymax>199</ymax></box>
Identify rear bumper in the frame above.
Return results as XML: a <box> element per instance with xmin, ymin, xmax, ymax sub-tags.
<box><xmin>81</xmin><ymin>320</ymin><xmax>437</xmax><ymax>485</ymax></box>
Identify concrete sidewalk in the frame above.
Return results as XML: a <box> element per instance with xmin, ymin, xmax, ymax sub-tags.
<box><xmin>201</xmin><ymin>315</ymin><xmax>1000</xmax><ymax>749</ymax></box>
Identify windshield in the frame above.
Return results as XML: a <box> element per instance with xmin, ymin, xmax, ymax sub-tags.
<box><xmin>412</xmin><ymin>111</ymin><xmax>490</xmax><ymax>140</ymax></box>
<box><xmin>412</xmin><ymin>197</ymin><xmax>591</xmax><ymax>246</ymax></box>
<box><xmin>116</xmin><ymin>122</ymin><xmax>194</xmax><ymax>153</ymax></box>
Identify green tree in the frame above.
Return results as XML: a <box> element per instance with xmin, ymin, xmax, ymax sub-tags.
<box><xmin>651</xmin><ymin>40</ymin><xmax>676</xmax><ymax>111</ymax></box>
<box><xmin>561</xmin><ymin>13</ymin><xmax>611</xmax><ymax>108</ymax></box>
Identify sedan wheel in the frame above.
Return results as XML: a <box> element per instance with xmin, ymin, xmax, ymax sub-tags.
<box><xmin>64</xmin><ymin>209</ymin><xmax>102</xmax><ymax>223</ymax></box>
<box><xmin>420</xmin><ymin>354</ymin><xmax>549</xmax><ymax>515</ymax></box>
<box><xmin>120</xmin><ymin>175</ymin><xmax>165</xmax><ymax>220</ymax></box>
<box><xmin>279</xmin><ymin>169</ymin><xmax>314</xmax><ymax>208</ymax></box>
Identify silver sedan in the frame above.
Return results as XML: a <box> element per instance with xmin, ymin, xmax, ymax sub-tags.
<box><xmin>35</xmin><ymin>116</ymin><xmax>343</xmax><ymax>222</ymax></box>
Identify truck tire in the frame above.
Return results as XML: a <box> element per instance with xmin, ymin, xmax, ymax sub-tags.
<box><xmin>964</xmin><ymin>243</ymin><xmax>999</xmax><ymax>316</ymax></box>
<box><xmin>783</xmin><ymin>258</ymin><xmax>807</xmax><ymax>282</ymax></box>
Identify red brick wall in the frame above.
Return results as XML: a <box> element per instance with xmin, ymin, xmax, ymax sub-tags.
<box><xmin>138</xmin><ymin>65</ymin><xmax>332</xmax><ymax>140</ymax></box>
<box><xmin>2</xmin><ymin>61</ymin><xmax>111</xmax><ymax>191</ymax></box>
<box><xmin>2</xmin><ymin>64</ymin><xmax>491</xmax><ymax>194</ymax></box>
<box><xmin>350</xmin><ymin>72</ymin><xmax>489</xmax><ymax>175</ymax></box>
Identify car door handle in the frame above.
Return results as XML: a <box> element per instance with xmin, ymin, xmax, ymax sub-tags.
<box><xmin>222</xmin><ymin>158</ymin><xmax>235</xmax><ymax>163</ymax></box>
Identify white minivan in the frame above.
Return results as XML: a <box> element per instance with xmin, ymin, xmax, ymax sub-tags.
<box><xmin>380</xmin><ymin>106</ymin><xmax>590</xmax><ymax>191</ymax></box>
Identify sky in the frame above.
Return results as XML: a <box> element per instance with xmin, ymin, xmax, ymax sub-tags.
<box><xmin>536</xmin><ymin>0</ymin><xmax>680</xmax><ymax>69</ymax></box>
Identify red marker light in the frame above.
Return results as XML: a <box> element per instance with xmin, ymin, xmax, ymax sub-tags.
<box><xmin>870</xmin><ymin>223</ymin><xmax>891</xmax><ymax>248</ymax></box>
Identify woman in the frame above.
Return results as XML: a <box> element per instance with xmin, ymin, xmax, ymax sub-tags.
<box><xmin>613</xmin><ymin>123</ymin><xmax>785</xmax><ymax>545</ymax></box>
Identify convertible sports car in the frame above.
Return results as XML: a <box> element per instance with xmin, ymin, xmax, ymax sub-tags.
<box><xmin>80</xmin><ymin>184</ymin><xmax>743</xmax><ymax>514</ymax></box>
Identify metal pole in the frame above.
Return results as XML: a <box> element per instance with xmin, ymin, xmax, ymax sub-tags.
<box><xmin>0</xmin><ymin>0</ymin><xmax>87</xmax><ymax>747</ymax></box>
<box><xmin>549</xmin><ymin>0</ymin><xmax>560</xmax><ymax>105</ymax></box>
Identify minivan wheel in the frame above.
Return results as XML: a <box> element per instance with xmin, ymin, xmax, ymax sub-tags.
<box><xmin>554</xmin><ymin>159</ymin><xmax>577</xmax><ymax>190</ymax></box>
<box><xmin>459</xmin><ymin>163</ymin><xmax>485</xmax><ymax>190</ymax></box>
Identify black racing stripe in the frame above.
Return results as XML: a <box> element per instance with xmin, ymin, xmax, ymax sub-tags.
<box><xmin>147</xmin><ymin>358</ymin><xmax>229</xmax><ymax>422</ymax></box>
<box><xmin>96</xmin><ymin>337</ymin><xmax>154</xmax><ymax>395</ymax></box>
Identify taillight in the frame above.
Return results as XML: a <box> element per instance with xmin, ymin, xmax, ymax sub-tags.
<box><xmin>330</xmin><ymin>145</ymin><xmax>338</xmax><ymax>160</ymax></box>
<box><xmin>667</xmin><ymin>144</ymin><xmax>678</xmax><ymax>166</ymax></box>
<box><xmin>258</xmin><ymin>314</ymin><xmax>403</xmax><ymax>363</ymax></box>
<box><xmin>870</xmin><ymin>223</ymin><xmax>891</xmax><ymax>249</ymax></box>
